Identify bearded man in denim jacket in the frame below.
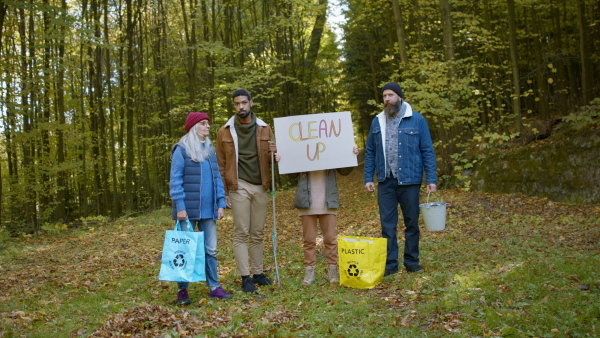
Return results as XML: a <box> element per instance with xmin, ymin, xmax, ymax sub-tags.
<box><xmin>364</xmin><ymin>82</ymin><xmax>437</xmax><ymax>276</ymax></box>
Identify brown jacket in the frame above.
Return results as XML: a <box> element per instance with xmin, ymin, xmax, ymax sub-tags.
<box><xmin>216</xmin><ymin>115</ymin><xmax>274</xmax><ymax>195</ymax></box>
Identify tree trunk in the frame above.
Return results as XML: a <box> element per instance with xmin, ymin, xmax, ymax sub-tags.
<box><xmin>18</xmin><ymin>6</ymin><xmax>37</xmax><ymax>229</ymax></box>
<box><xmin>105</xmin><ymin>0</ymin><xmax>119</xmax><ymax>218</ymax></box>
<box><xmin>303</xmin><ymin>0</ymin><xmax>328</xmax><ymax>113</ymax></box>
<box><xmin>0</xmin><ymin>0</ymin><xmax>7</xmax><ymax>51</ymax></box>
<box><xmin>41</xmin><ymin>0</ymin><xmax>52</xmax><ymax>220</ymax></box>
<box><xmin>440</xmin><ymin>0</ymin><xmax>455</xmax><ymax>80</ymax></box>
<box><xmin>530</xmin><ymin>5</ymin><xmax>549</xmax><ymax>119</ymax></box>
<box><xmin>4</xmin><ymin>79</ymin><xmax>17</xmax><ymax>179</ymax></box>
<box><xmin>201</xmin><ymin>0</ymin><xmax>214</xmax><ymax>114</ymax></box>
<box><xmin>86</xmin><ymin>0</ymin><xmax>105</xmax><ymax>215</ymax></box>
<box><xmin>506</xmin><ymin>0</ymin><xmax>522</xmax><ymax>133</ymax></box>
<box><xmin>482</xmin><ymin>0</ymin><xmax>503</xmax><ymax>125</ymax></box>
<box><xmin>78</xmin><ymin>36</ymin><xmax>88</xmax><ymax>218</ymax></box>
<box><xmin>391</xmin><ymin>0</ymin><xmax>408</xmax><ymax>66</ymax></box>
<box><xmin>576</xmin><ymin>0</ymin><xmax>591</xmax><ymax>104</ymax></box>
<box><xmin>552</xmin><ymin>2</ymin><xmax>567</xmax><ymax>112</ymax></box>
<box><xmin>180</xmin><ymin>0</ymin><xmax>197</xmax><ymax>103</ymax></box>
<box><xmin>125</xmin><ymin>0</ymin><xmax>135</xmax><ymax>212</ymax></box>
<box><xmin>54</xmin><ymin>0</ymin><xmax>68</xmax><ymax>222</ymax></box>
<box><xmin>304</xmin><ymin>0</ymin><xmax>327</xmax><ymax>73</ymax></box>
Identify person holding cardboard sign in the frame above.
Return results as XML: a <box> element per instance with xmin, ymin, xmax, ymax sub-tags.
<box><xmin>275</xmin><ymin>145</ymin><xmax>358</xmax><ymax>286</ymax></box>
<box><xmin>216</xmin><ymin>89</ymin><xmax>277</xmax><ymax>293</ymax></box>
<box><xmin>364</xmin><ymin>82</ymin><xmax>437</xmax><ymax>277</ymax></box>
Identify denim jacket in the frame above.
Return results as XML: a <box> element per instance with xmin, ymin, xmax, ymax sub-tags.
<box><xmin>364</xmin><ymin>103</ymin><xmax>437</xmax><ymax>186</ymax></box>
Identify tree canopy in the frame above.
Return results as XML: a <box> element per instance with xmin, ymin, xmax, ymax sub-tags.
<box><xmin>1</xmin><ymin>0</ymin><xmax>599</xmax><ymax>232</ymax></box>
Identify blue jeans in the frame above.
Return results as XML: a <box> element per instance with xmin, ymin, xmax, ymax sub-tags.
<box><xmin>378</xmin><ymin>178</ymin><xmax>421</xmax><ymax>270</ymax></box>
<box><xmin>177</xmin><ymin>219</ymin><xmax>219</xmax><ymax>289</ymax></box>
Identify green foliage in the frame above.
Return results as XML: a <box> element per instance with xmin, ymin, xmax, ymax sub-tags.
<box><xmin>40</xmin><ymin>222</ymin><xmax>68</xmax><ymax>235</ymax></box>
<box><xmin>562</xmin><ymin>98</ymin><xmax>600</xmax><ymax>130</ymax></box>
<box><xmin>448</xmin><ymin>151</ymin><xmax>475</xmax><ymax>191</ymax></box>
<box><xmin>0</xmin><ymin>226</ymin><xmax>10</xmax><ymax>251</ymax></box>
<box><xmin>79</xmin><ymin>215</ymin><xmax>109</xmax><ymax>232</ymax></box>
<box><xmin>0</xmin><ymin>0</ymin><xmax>344</xmax><ymax>229</ymax></box>
<box><xmin>341</xmin><ymin>0</ymin><xmax>600</xmax><ymax>186</ymax></box>
<box><xmin>480</xmin><ymin>131</ymin><xmax>519</xmax><ymax>146</ymax></box>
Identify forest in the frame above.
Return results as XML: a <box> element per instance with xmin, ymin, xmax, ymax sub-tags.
<box><xmin>0</xmin><ymin>0</ymin><xmax>599</xmax><ymax>233</ymax></box>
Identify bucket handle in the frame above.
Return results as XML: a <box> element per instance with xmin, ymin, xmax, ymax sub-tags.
<box><xmin>425</xmin><ymin>191</ymin><xmax>441</xmax><ymax>204</ymax></box>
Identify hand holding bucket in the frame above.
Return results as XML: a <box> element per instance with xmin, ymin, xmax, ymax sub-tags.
<box><xmin>419</xmin><ymin>192</ymin><xmax>446</xmax><ymax>231</ymax></box>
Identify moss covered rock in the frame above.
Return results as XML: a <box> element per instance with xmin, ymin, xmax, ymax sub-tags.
<box><xmin>472</xmin><ymin>127</ymin><xmax>600</xmax><ymax>204</ymax></box>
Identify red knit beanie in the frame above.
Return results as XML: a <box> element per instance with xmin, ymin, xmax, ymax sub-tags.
<box><xmin>185</xmin><ymin>112</ymin><xmax>209</xmax><ymax>133</ymax></box>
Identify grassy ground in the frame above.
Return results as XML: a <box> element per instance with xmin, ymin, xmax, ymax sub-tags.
<box><xmin>1</xmin><ymin>167</ymin><xmax>599</xmax><ymax>337</ymax></box>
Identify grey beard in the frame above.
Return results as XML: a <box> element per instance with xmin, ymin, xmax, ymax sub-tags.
<box><xmin>384</xmin><ymin>101</ymin><xmax>401</xmax><ymax>117</ymax></box>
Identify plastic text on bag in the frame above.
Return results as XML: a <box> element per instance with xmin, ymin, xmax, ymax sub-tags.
<box><xmin>341</xmin><ymin>248</ymin><xmax>365</xmax><ymax>255</ymax></box>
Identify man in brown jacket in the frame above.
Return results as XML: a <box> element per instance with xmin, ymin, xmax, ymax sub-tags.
<box><xmin>216</xmin><ymin>89</ymin><xmax>276</xmax><ymax>293</ymax></box>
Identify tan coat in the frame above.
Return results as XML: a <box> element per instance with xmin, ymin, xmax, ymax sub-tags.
<box><xmin>216</xmin><ymin>115</ymin><xmax>274</xmax><ymax>195</ymax></box>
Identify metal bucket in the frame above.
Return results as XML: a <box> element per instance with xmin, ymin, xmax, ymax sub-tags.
<box><xmin>419</xmin><ymin>192</ymin><xmax>446</xmax><ymax>231</ymax></box>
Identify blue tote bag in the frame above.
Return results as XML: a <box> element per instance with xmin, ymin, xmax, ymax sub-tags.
<box><xmin>159</xmin><ymin>220</ymin><xmax>206</xmax><ymax>282</ymax></box>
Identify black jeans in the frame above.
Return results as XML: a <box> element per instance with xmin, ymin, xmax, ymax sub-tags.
<box><xmin>377</xmin><ymin>178</ymin><xmax>421</xmax><ymax>270</ymax></box>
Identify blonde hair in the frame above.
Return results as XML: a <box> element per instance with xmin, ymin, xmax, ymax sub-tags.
<box><xmin>178</xmin><ymin>124</ymin><xmax>214</xmax><ymax>162</ymax></box>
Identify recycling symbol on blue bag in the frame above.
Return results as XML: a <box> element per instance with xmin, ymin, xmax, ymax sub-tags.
<box><xmin>173</xmin><ymin>254</ymin><xmax>185</xmax><ymax>267</ymax></box>
<box><xmin>348</xmin><ymin>264</ymin><xmax>359</xmax><ymax>277</ymax></box>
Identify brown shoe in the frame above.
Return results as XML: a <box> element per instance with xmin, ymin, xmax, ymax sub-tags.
<box><xmin>406</xmin><ymin>265</ymin><xmax>424</xmax><ymax>273</ymax></box>
<box><xmin>301</xmin><ymin>266</ymin><xmax>315</xmax><ymax>286</ymax></box>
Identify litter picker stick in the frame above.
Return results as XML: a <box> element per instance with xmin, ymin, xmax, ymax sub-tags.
<box><xmin>271</xmin><ymin>150</ymin><xmax>282</xmax><ymax>287</ymax></box>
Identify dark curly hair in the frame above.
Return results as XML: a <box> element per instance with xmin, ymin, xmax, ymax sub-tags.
<box><xmin>232</xmin><ymin>88</ymin><xmax>252</xmax><ymax>101</ymax></box>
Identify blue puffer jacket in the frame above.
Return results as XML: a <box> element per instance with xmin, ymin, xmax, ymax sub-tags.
<box><xmin>170</xmin><ymin>143</ymin><xmax>227</xmax><ymax>220</ymax></box>
<box><xmin>364</xmin><ymin>103</ymin><xmax>437</xmax><ymax>186</ymax></box>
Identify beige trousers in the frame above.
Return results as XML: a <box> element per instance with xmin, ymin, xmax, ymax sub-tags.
<box><xmin>301</xmin><ymin>214</ymin><xmax>338</xmax><ymax>266</ymax></box>
<box><xmin>230</xmin><ymin>179</ymin><xmax>269</xmax><ymax>276</ymax></box>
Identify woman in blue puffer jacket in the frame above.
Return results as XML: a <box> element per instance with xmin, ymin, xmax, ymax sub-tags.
<box><xmin>169</xmin><ymin>112</ymin><xmax>232</xmax><ymax>304</ymax></box>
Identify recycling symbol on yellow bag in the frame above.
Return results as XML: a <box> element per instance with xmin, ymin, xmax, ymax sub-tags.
<box><xmin>347</xmin><ymin>264</ymin><xmax>360</xmax><ymax>277</ymax></box>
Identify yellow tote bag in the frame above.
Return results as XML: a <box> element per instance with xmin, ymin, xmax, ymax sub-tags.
<box><xmin>338</xmin><ymin>236</ymin><xmax>387</xmax><ymax>289</ymax></box>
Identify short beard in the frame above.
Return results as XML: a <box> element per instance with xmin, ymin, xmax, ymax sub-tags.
<box><xmin>384</xmin><ymin>100</ymin><xmax>401</xmax><ymax>118</ymax></box>
<box><xmin>237</xmin><ymin>110</ymin><xmax>251</xmax><ymax>119</ymax></box>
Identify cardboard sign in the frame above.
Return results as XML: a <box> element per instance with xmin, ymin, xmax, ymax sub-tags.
<box><xmin>274</xmin><ymin>111</ymin><xmax>357</xmax><ymax>174</ymax></box>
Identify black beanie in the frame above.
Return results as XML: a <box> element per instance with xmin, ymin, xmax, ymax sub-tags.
<box><xmin>382</xmin><ymin>82</ymin><xmax>403</xmax><ymax>97</ymax></box>
<box><xmin>232</xmin><ymin>88</ymin><xmax>252</xmax><ymax>101</ymax></box>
